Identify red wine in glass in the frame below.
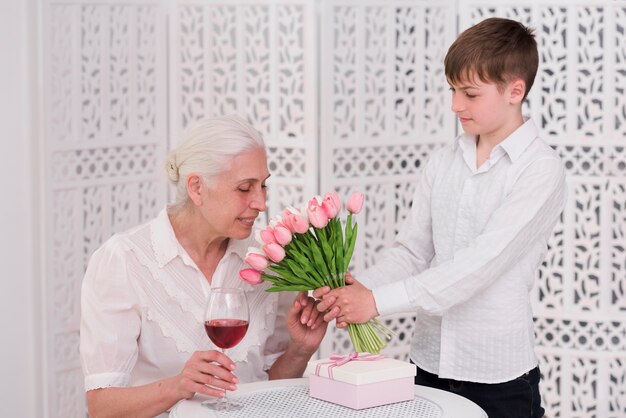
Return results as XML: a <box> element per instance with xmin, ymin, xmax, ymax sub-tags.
<box><xmin>202</xmin><ymin>287</ymin><xmax>249</xmax><ymax>411</ymax></box>
<box><xmin>205</xmin><ymin>319</ymin><xmax>249</xmax><ymax>349</ymax></box>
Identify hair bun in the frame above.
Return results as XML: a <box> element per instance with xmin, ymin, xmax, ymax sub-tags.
<box><xmin>166</xmin><ymin>156</ymin><xmax>179</xmax><ymax>182</ymax></box>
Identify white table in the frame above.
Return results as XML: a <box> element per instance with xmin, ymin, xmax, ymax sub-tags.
<box><xmin>169</xmin><ymin>378</ymin><xmax>487</xmax><ymax>418</ymax></box>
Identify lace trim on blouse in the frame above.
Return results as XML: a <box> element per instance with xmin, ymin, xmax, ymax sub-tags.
<box><xmin>119</xmin><ymin>222</ymin><xmax>277</xmax><ymax>363</ymax></box>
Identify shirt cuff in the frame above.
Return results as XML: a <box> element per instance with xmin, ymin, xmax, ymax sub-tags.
<box><xmin>372</xmin><ymin>281</ymin><xmax>414</xmax><ymax>316</ymax></box>
<box><xmin>357</xmin><ymin>270</ymin><xmax>375</xmax><ymax>289</ymax></box>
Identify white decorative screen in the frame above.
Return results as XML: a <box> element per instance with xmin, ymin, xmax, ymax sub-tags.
<box><xmin>170</xmin><ymin>0</ymin><xmax>317</xmax><ymax>222</ymax></box>
<box><xmin>41</xmin><ymin>1</ymin><xmax>167</xmax><ymax>417</ymax></box>
<box><xmin>318</xmin><ymin>0</ymin><xmax>457</xmax><ymax>362</ymax></box>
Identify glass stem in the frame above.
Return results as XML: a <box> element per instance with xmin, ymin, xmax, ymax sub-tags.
<box><xmin>219</xmin><ymin>348</ymin><xmax>227</xmax><ymax>404</ymax></box>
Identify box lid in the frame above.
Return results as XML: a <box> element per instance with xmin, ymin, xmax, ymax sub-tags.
<box><xmin>306</xmin><ymin>354</ymin><xmax>417</xmax><ymax>385</ymax></box>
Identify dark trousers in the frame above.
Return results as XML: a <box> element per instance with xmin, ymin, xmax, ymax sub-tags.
<box><xmin>413</xmin><ymin>364</ymin><xmax>545</xmax><ymax>418</ymax></box>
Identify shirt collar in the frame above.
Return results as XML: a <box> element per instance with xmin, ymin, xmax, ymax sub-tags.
<box><xmin>496</xmin><ymin>117</ymin><xmax>538</xmax><ymax>163</ymax></box>
<box><xmin>455</xmin><ymin>117</ymin><xmax>538</xmax><ymax>165</ymax></box>
<box><xmin>151</xmin><ymin>208</ymin><xmax>181</xmax><ymax>268</ymax></box>
<box><xmin>150</xmin><ymin>208</ymin><xmax>251</xmax><ymax>268</ymax></box>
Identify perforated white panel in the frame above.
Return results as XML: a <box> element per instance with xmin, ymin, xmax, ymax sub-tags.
<box><xmin>318</xmin><ymin>0</ymin><xmax>457</xmax><ymax>361</ymax></box>
<box><xmin>42</xmin><ymin>1</ymin><xmax>167</xmax><ymax>417</ymax></box>
<box><xmin>170</xmin><ymin>0</ymin><xmax>317</xmax><ymax>223</ymax></box>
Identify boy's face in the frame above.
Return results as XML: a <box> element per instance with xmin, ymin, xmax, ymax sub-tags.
<box><xmin>448</xmin><ymin>73</ymin><xmax>524</xmax><ymax>143</ymax></box>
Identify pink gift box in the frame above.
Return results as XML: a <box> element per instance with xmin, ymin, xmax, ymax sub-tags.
<box><xmin>306</xmin><ymin>355</ymin><xmax>417</xmax><ymax>410</ymax></box>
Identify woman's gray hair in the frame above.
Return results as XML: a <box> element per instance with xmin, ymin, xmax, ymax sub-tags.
<box><xmin>166</xmin><ymin>114</ymin><xmax>266</xmax><ymax>211</ymax></box>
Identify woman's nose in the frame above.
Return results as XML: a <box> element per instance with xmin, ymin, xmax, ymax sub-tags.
<box><xmin>250</xmin><ymin>188</ymin><xmax>267</xmax><ymax>212</ymax></box>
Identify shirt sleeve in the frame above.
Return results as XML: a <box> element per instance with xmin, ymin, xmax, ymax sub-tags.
<box><xmin>80</xmin><ymin>237</ymin><xmax>142</xmax><ymax>391</ymax></box>
<box><xmin>372</xmin><ymin>157</ymin><xmax>567</xmax><ymax>316</ymax></box>
<box><xmin>358</xmin><ymin>152</ymin><xmax>437</xmax><ymax>294</ymax></box>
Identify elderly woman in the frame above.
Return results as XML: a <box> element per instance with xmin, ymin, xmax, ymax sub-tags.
<box><xmin>80</xmin><ymin>115</ymin><xmax>327</xmax><ymax>418</ymax></box>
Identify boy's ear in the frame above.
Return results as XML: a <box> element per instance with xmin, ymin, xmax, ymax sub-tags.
<box><xmin>186</xmin><ymin>173</ymin><xmax>204</xmax><ymax>206</ymax></box>
<box><xmin>508</xmin><ymin>79</ymin><xmax>526</xmax><ymax>104</ymax></box>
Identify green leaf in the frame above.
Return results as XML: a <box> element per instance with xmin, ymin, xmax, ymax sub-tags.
<box><xmin>334</xmin><ymin>219</ymin><xmax>345</xmax><ymax>278</ymax></box>
<box><xmin>266</xmin><ymin>284</ymin><xmax>311</xmax><ymax>292</ymax></box>
<box><xmin>284</xmin><ymin>259</ymin><xmax>309</xmax><ymax>282</ymax></box>
<box><xmin>344</xmin><ymin>222</ymin><xmax>358</xmax><ymax>269</ymax></box>
<box><xmin>309</xmin><ymin>240</ymin><xmax>331</xmax><ymax>283</ymax></box>
<box><xmin>291</xmin><ymin>238</ymin><xmax>315</xmax><ymax>263</ymax></box>
<box><xmin>317</xmin><ymin>226</ymin><xmax>338</xmax><ymax>280</ymax></box>
<box><xmin>345</xmin><ymin>213</ymin><xmax>353</xmax><ymax>245</ymax></box>
<box><xmin>267</xmin><ymin>264</ymin><xmax>293</xmax><ymax>278</ymax></box>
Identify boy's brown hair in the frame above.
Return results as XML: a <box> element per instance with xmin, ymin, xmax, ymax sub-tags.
<box><xmin>444</xmin><ymin>17</ymin><xmax>538</xmax><ymax>99</ymax></box>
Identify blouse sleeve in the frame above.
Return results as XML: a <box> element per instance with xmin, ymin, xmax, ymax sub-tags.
<box><xmin>80</xmin><ymin>236</ymin><xmax>142</xmax><ymax>391</ymax></box>
<box><xmin>261</xmin><ymin>291</ymin><xmax>295</xmax><ymax>371</ymax></box>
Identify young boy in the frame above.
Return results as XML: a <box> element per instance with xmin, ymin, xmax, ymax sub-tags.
<box><xmin>315</xmin><ymin>17</ymin><xmax>566</xmax><ymax>418</ymax></box>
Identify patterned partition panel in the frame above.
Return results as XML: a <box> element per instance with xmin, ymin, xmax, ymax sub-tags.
<box><xmin>319</xmin><ymin>0</ymin><xmax>457</xmax><ymax>359</ymax></box>
<box><xmin>42</xmin><ymin>1</ymin><xmax>167</xmax><ymax>416</ymax></box>
<box><xmin>170</xmin><ymin>0</ymin><xmax>317</xmax><ymax>223</ymax></box>
<box><xmin>460</xmin><ymin>2</ymin><xmax>626</xmax><ymax>417</ymax></box>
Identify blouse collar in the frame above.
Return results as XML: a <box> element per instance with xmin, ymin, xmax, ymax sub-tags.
<box><xmin>150</xmin><ymin>208</ymin><xmax>250</xmax><ymax>269</ymax></box>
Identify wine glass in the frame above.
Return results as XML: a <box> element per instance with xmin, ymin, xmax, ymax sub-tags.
<box><xmin>202</xmin><ymin>287</ymin><xmax>249</xmax><ymax>411</ymax></box>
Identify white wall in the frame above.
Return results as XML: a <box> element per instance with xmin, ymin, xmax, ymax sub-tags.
<box><xmin>0</xmin><ymin>0</ymin><xmax>42</xmax><ymax>417</ymax></box>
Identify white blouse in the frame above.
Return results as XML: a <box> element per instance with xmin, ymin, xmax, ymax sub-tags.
<box><xmin>80</xmin><ymin>208</ymin><xmax>293</xmax><ymax>393</ymax></box>
<box><xmin>359</xmin><ymin>118</ymin><xmax>567</xmax><ymax>383</ymax></box>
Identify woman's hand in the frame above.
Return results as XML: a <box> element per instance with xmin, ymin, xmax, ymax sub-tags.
<box><xmin>266</xmin><ymin>292</ymin><xmax>328</xmax><ymax>380</ymax></box>
<box><xmin>170</xmin><ymin>350</ymin><xmax>239</xmax><ymax>400</ymax></box>
<box><xmin>86</xmin><ymin>350</ymin><xmax>239</xmax><ymax>418</ymax></box>
<box><xmin>285</xmin><ymin>292</ymin><xmax>328</xmax><ymax>354</ymax></box>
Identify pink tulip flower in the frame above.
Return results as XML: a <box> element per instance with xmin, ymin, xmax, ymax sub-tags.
<box><xmin>259</xmin><ymin>228</ymin><xmax>278</xmax><ymax>245</ymax></box>
<box><xmin>347</xmin><ymin>191</ymin><xmax>365</xmax><ymax>214</ymax></box>
<box><xmin>263</xmin><ymin>243</ymin><xmax>286</xmax><ymax>262</ymax></box>
<box><xmin>244</xmin><ymin>252</ymin><xmax>269</xmax><ymax>271</ymax></box>
<box><xmin>273</xmin><ymin>225</ymin><xmax>293</xmax><ymax>246</ymax></box>
<box><xmin>290</xmin><ymin>213</ymin><xmax>310</xmax><ymax>234</ymax></box>
<box><xmin>322</xmin><ymin>192</ymin><xmax>341</xmax><ymax>218</ymax></box>
<box><xmin>281</xmin><ymin>208</ymin><xmax>297</xmax><ymax>233</ymax></box>
<box><xmin>307</xmin><ymin>198</ymin><xmax>329</xmax><ymax>229</ymax></box>
<box><xmin>283</xmin><ymin>207</ymin><xmax>310</xmax><ymax>234</ymax></box>
<box><xmin>239</xmin><ymin>268</ymin><xmax>263</xmax><ymax>285</ymax></box>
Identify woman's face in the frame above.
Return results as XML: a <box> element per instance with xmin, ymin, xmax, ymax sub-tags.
<box><xmin>200</xmin><ymin>147</ymin><xmax>269</xmax><ymax>240</ymax></box>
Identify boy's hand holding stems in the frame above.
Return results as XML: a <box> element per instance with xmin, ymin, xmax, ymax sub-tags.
<box><xmin>313</xmin><ymin>273</ymin><xmax>379</xmax><ymax>328</ymax></box>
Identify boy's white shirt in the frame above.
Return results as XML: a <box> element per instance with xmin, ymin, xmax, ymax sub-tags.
<box><xmin>358</xmin><ymin>117</ymin><xmax>567</xmax><ymax>383</ymax></box>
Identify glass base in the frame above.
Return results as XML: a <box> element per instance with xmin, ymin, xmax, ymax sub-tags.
<box><xmin>201</xmin><ymin>398</ymin><xmax>243</xmax><ymax>411</ymax></box>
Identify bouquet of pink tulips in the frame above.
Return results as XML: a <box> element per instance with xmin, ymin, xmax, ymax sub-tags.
<box><xmin>239</xmin><ymin>191</ymin><xmax>393</xmax><ymax>354</ymax></box>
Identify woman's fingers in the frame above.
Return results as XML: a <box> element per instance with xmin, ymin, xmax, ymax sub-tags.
<box><xmin>316</xmin><ymin>294</ymin><xmax>337</xmax><ymax>312</ymax></box>
<box><xmin>180</xmin><ymin>350</ymin><xmax>240</xmax><ymax>396</ymax></box>
<box><xmin>323</xmin><ymin>305</ymin><xmax>341</xmax><ymax>322</ymax></box>
<box><xmin>312</xmin><ymin>286</ymin><xmax>331</xmax><ymax>299</ymax></box>
<box><xmin>298</xmin><ymin>294</ymin><xmax>315</xmax><ymax>325</ymax></box>
<box><xmin>183</xmin><ymin>367</ymin><xmax>237</xmax><ymax>391</ymax></box>
<box><xmin>308</xmin><ymin>302</ymin><xmax>327</xmax><ymax>330</ymax></box>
